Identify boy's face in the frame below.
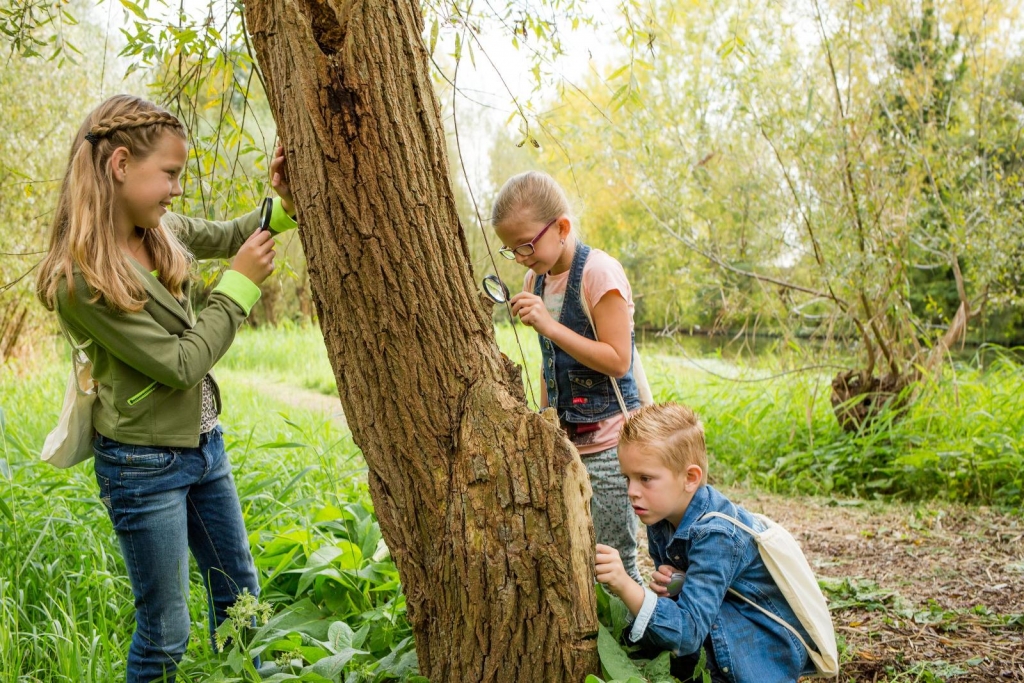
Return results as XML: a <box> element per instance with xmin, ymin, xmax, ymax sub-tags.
<box><xmin>618</xmin><ymin>442</ymin><xmax>702</xmax><ymax>530</ymax></box>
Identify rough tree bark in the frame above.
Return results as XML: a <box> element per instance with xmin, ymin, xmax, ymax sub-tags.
<box><xmin>243</xmin><ymin>1</ymin><xmax>600</xmax><ymax>680</ymax></box>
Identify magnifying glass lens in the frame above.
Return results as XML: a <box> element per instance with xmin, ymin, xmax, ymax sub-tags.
<box><xmin>482</xmin><ymin>275</ymin><xmax>509</xmax><ymax>303</ymax></box>
<box><xmin>259</xmin><ymin>198</ymin><xmax>274</xmax><ymax>231</ymax></box>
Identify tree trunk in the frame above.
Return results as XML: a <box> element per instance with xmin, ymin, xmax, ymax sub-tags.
<box><xmin>242</xmin><ymin>1</ymin><xmax>600</xmax><ymax>680</ymax></box>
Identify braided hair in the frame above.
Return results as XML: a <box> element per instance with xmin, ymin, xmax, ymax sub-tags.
<box><xmin>37</xmin><ymin>95</ymin><xmax>192</xmax><ymax>313</ymax></box>
<box><xmin>86</xmin><ymin>110</ymin><xmax>185</xmax><ymax>142</ymax></box>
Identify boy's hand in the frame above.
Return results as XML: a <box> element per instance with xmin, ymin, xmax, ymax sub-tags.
<box><xmin>232</xmin><ymin>229</ymin><xmax>276</xmax><ymax>285</ymax></box>
<box><xmin>596</xmin><ymin>544</ymin><xmax>646</xmax><ymax>616</ymax></box>
<box><xmin>510</xmin><ymin>292</ymin><xmax>556</xmax><ymax>336</ymax></box>
<box><xmin>650</xmin><ymin>564</ymin><xmax>684</xmax><ymax>597</ymax></box>
<box><xmin>595</xmin><ymin>544</ymin><xmax>631</xmax><ymax>595</ymax></box>
<box><xmin>270</xmin><ymin>141</ymin><xmax>295</xmax><ymax>217</ymax></box>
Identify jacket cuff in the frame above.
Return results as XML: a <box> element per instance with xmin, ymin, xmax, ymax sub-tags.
<box><xmin>214</xmin><ymin>270</ymin><xmax>262</xmax><ymax>315</ymax></box>
<box><xmin>270</xmin><ymin>197</ymin><xmax>298</xmax><ymax>233</ymax></box>
<box><xmin>627</xmin><ymin>587</ymin><xmax>660</xmax><ymax>644</ymax></box>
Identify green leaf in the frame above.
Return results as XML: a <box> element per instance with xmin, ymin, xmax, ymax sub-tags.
<box><xmin>118</xmin><ymin>0</ymin><xmax>148</xmax><ymax>20</ymax></box>
<box><xmin>305</xmin><ymin>647</ymin><xmax>360</xmax><ymax>678</ymax></box>
<box><xmin>597</xmin><ymin>625</ymin><xmax>644</xmax><ymax>681</ymax></box>
<box><xmin>642</xmin><ymin>650</ymin><xmax>673</xmax><ymax>680</ymax></box>
<box><xmin>0</xmin><ymin>495</ymin><xmax>11</xmax><ymax>522</ymax></box>
<box><xmin>327</xmin><ymin>620</ymin><xmax>355</xmax><ymax>652</ymax></box>
<box><xmin>429</xmin><ymin>19</ymin><xmax>438</xmax><ymax>56</ymax></box>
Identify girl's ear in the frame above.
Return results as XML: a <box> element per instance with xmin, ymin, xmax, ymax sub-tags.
<box><xmin>109</xmin><ymin>146</ymin><xmax>131</xmax><ymax>183</ymax></box>
<box><xmin>557</xmin><ymin>216</ymin><xmax>572</xmax><ymax>240</ymax></box>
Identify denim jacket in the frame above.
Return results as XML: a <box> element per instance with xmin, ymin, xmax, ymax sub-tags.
<box><xmin>532</xmin><ymin>241</ymin><xmax>641</xmax><ymax>424</ymax></box>
<box><xmin>627</xmin><ymin>485</ymin><xmax>816</xmax><ymax>683</ymax></box>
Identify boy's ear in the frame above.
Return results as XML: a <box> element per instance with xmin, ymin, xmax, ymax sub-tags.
<box><xmin>109</xmin><ymin>146</ymin><xmax>130</xmax><ymax>182</ymax></box>
<box><xmin>685</xmin><ymin>464</ymin><xmax>703</xmax><ymax>491</ymax></box>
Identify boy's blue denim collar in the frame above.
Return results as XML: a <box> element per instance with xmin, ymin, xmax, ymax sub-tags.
<box><xmin>649</xmin><ymin>484</ymin><xmax>713</xmax><ymax>545</ymax></box>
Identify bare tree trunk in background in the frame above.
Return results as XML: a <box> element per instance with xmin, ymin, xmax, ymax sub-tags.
<box><xmin>243</xmin><ymin>1</ymin><xmax>600</xmax><ymax>680</ymax></box>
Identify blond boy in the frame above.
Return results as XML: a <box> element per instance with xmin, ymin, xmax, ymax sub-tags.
<box><xmin>595</xmin><ymin>403</ymin><xmax>815</xmax><ymax>683</ymax></box>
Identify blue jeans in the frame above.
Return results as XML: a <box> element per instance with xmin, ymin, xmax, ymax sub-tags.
<box><xmin>93</xmin><ymin>426</ymin><xmax>259</xmax><ymax>683</ymax></box>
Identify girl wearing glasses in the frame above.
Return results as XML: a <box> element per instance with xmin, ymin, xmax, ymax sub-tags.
<box><xmin>492</xmin><ymin>170</ymin><xmax>644</xmax><ymax>584</ymax></box>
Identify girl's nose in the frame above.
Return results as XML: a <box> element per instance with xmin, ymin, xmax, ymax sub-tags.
<box><xmin>171</xmin><ymin>179</ymin><xmax>183</xmax><ymax>197</ymax></box>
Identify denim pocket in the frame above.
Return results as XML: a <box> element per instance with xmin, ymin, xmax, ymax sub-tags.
<box><xmin>567</xmin><ymin>370</ymin><xmax>611</xmax><ymax>416</ymax></box>
<box><xmin>93</xmin><ymin>436</ymin><xmax>177</xmax><ymax>478</ymax></box>
<box><xmin>96</xmin><ymin>473</ymin><xmax>113</xmax><ymax>513</ymax></box>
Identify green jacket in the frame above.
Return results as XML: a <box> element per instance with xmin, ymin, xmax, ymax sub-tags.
<box><xmin>56</xmin><ymin>200</ymin><xmax>296</xmax><ymax>448</ymax></box>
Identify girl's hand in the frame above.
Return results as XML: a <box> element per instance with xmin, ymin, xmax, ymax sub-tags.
<box><xmin>270</xmin><ymin>141</ymin><xmax>295</xmax><ymax>217</ymax></box>
<box><xmin>232</xmin><ymin>229</ymin><xmax>276</xmax><ymax>285</ymax></box>
<box><xmin>650</xmin><ymin>564</ymin><xmax>683</xmax><ymax>597</ymax></box>
<box><xmin>510</xmin><ymin>292</ymin><xmax>555</xmax><ymax>336</ymax></box>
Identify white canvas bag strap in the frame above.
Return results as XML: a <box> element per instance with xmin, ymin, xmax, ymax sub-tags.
<box><xmin>54</xmin><ymin>302</ymin><xmax>92</xmax><ymax>353</ymax></box>
<box><xmin>702</xmin><ymin>511</ymin><xmax>828</xmax><ymax>672</ymax></box>
<box><xmin>577</xmin><ymin>280</ymin><xmax>629</xmax><ymax>418</ymax></box>
<box><xmin>54</xmin><ymin>303</ymin><xmax>95</xmax><ymax>395</ymax></box>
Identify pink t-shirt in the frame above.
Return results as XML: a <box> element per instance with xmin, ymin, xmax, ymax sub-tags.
<box><xmin>524</xmin><ymin>248</ymin><xmax>635</xmax><ymax>455</ymax></box>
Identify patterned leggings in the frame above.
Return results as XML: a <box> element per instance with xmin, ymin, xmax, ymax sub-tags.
<box><xmin>583</xmin><ymin>445</ymin><xmax>642</xmax><ymax>584</ymax></box>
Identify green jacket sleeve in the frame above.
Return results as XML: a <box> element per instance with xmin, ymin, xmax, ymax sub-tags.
<box><xmin>165</xmin><ymin>198</ymin><xmax>298</xmax><ymax>260</ymax></box>
<box><xmin>56</xmin><ymin>274</ymin><xmax>246</xmax><ymax>391</ymax></box>
<box><xmin>164</xmin><ymin>207</ymin><xmax>259</xmax><ymax>261</ymax></box>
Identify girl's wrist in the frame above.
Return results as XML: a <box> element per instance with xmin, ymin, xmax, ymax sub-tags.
<box><xmin>280</xmin><ymin>197</ymin><xmax>295</xmax><ymax>217</ymax></box>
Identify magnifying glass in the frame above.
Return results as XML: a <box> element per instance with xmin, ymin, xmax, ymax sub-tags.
<box><xmin>258</xmin><ymin>197</ymin><xmax>274</xmax><ymax>232</ymax></box>
<box><xmin>482</xmin><ymin>275</ymin><xmax>510</xmax><ymax>304</ymax></box>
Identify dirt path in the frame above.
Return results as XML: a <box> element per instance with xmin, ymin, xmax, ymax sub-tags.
<box><xmin>638</xmin><ymin>489</ymin><xmax>1024</xmax><ymax>682</ymax></box>
<box><xmin>238</xmin><ymin>376</ymin><xmax>348</xmax><ymax>427</ymax></box>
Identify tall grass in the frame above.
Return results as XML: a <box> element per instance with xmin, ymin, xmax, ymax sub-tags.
<box><xmin>479</xmin><ymin>325</ymin><xmax>1024</xmax><ymax>503</ymax></box>
<box><xmin>0</xmin><ymin>328</ymin><xmax>412</xmax><ymax>682</ymax></box>
<box><xmin>650</xmin><ymin>346</ymin><xmax>1024</xmax><ymax>503</ymax></box>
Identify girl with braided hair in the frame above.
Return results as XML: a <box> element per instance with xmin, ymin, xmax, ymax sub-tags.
<box><xmin>37</xmin><ymin>94</ymin><xmax>297</xmax><ymax>682</ymax></box>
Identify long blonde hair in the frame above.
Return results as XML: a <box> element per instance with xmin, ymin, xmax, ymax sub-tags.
<box><xmin>491</xmin><ymin>171</ymin><xmax>574</xmax><ymax>230</ymax></box>
<box><xmin>37</xmin><ymin>94</ymin><xmax>191</xmax><ymax>313</ymax></box>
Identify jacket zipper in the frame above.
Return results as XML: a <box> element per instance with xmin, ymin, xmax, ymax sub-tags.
<box><xmin>126</xmin><ymin>380</ymin><xmax>159</xmax><ymax>406</ymax></box>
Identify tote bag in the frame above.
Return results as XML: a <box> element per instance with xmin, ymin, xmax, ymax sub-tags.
<box><xmin>40</xmin><ymin>318</ymin><xmax>97</xmax><ymax>468</ymax></box>
<box><xmin>703</xmin><ymin>511</ymin><xmax>839</xmax><ymax>678</ymax></box>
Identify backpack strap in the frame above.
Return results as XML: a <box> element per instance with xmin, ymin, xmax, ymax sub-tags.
<box><xmin>702</xmin><ymin>511</ymin><xmax>825</xmax><ymax>664</ymax></box>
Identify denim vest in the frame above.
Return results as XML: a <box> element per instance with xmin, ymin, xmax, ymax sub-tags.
<box><xmin>533</xmin><ymin>241</ymin><xmax>641</xmax><ymax>424</ymax></box>
<box><xmin>637</xmin><ymin>485</ymin><xmax>817</xmax><ymax>682</ymax></box>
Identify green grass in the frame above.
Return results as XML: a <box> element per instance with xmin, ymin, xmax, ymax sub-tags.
<box><xmin>0</xmin><ymin>328</ymin><xmax>412</xmax><ymax>682</ymax></box>
<box><xmin>653</xmin><ymin>347</ymin><xmax>1024</xmax><ymax>503</ymax></box>
<box><xmin>496</xmin><ymin>322</ymin><xmax>1024</xmax><ymax>504</ymax></box>
<box><xmin>2</xmin><ymin>323</ymin><xmax>1022</xmax><ymax>681</ymax></box>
